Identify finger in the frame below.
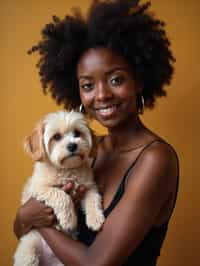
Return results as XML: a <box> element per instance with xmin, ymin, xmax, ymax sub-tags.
<box><xmin>76</xmin><ymin>185</ymin><xmax>87</xmax><ymax>197</ymax></box>
<box><xmin>46</xmin><ymin>214</ymin><xmax>56</xmax><ymax>226</ymax></box>
<box><xmin>72</xmin><ymin>192</ymin><xmax>79</xmax><ymax>202</ymax></box>
<box><xmin>62</xmin><ymin>181</ymin><xmax>74</xmax><ymax>193</ymax></box>
<box><xmin>44</xmin><ymin>208</ymin><xmax>54</xmax><ymax>214</ymax></box>
<box><xmin>71</xmin><ymin>185</ymin><xmax>86</xmax><ymax>202</ymax></box>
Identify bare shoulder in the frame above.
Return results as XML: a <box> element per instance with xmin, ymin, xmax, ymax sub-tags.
<box><xmin>140</xmin><ymin>140</ymin><xmax>179</xmax><ymax>169</ymax></box>
<box><xmin>126</xmin><ymin>139</ymin><xmax>179</xmax><ymax>202</ymax></box>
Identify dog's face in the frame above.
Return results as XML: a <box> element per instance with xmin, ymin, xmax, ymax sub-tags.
<box><xmin>24</xmin><ymin>111</ymin><xmax>95</xmax><ymax>169</ymax></box>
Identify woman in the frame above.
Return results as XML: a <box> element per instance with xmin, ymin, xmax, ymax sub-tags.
<box><xmin>14</xmin><ymin>0</ymin><xmax>179</xmax><ymax>265</ymax></box>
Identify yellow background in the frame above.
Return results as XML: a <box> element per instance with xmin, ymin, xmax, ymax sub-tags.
<box><xmin>1</xmin><ymin>0</ymin><xmax>200</xmax><ymax>265</ymax></box>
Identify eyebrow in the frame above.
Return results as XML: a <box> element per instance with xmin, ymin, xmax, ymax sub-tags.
<box><xmin>78</xmin><ymin>67</ymin><xmax>129</xmax><ymax>80</ymax></box>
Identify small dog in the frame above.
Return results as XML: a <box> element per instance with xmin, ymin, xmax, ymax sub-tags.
<box><xmin>14</xmin><ymin>110</ymin><xmax>105</xmax><ymax>266</ymax></box>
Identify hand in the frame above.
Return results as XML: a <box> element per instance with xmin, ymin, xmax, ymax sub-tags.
<box><xmin>19</xmin><ymin>198</ymin><xmax>56</xmax><ymax>228</ymax></box>
<box><xmin>60</xmin><ymin>181</ymin><xmax>87</xmax><ymax>208</ymax></box>
<box><xmin>14</xmin><ymin>198</ymin><xmax>56</xmax><ymax>239</ymax></box>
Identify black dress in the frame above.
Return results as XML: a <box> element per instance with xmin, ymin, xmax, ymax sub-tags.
<box><xmin>78</xmin><ymin>140</ymin><xmax>179</xmax><ymax>266</ymax></box>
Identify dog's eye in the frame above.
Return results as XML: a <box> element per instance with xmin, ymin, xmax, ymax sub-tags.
<box><xmin>52</xmin><ymin>133</ymin><xmax>62</xmax><ymax>141</ymax></box>
<box><xmin>73</xmin><ymin>130</ymin><xmax>81</xmax><ymax>138</ymax></box>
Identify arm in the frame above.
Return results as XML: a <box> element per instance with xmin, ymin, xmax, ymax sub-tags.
<box><xmin>39</xmin><ymin>143</ymin><xmax>178</xmax><ymax>266</ymax></box>
<box><xmin>13</xmin><ymin>198</ymin><xmax>56</xmax><ymax>239</ymax></box>
<box><xmin>13</xmin><ymin>182</ymin><xmax>81</xmax><ymax>239</ymax></box>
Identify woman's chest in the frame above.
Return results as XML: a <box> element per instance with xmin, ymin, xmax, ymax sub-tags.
<box><xmin>93</xmin><ymin>154</ymin><xmax>137</xmax><ymax>211</ymax></box>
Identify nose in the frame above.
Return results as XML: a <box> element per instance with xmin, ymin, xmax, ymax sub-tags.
<box><xmin>96</xmin><ymin>82</ymin><xmax>113</xmax><ymax>101</ymax></box>
<box><xmin>67</xmin><ymin>143</ymin><xmax>77</xmax><ymax>153</ymax></box>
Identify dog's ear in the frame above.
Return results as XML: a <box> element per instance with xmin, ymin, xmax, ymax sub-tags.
<box><xmin>24</xmin><ymin>120</ymin><xmax>46</xmax><ymax>161</ymax></box>
<box><xmin>89</xmin><ymin>129</ymin><xmax>98</xmax><ymax>158</ymax></box>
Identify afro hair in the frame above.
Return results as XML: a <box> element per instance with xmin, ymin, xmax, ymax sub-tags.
<box><xmin>28</xmin><ymin>0</ymin><xmax>175</xmax><ymax>110</ymax></box>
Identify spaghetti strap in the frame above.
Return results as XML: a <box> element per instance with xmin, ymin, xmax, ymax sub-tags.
<box><xmin>78</xmin><ymin>139</ymin><xmax>179</xmax><ymax>261</ymax></box>
<box><xmin>104</xmin><ymin>139</ymin><xmax>163</xmax><ymax>216</ymax></box>
<box><xmin>104</xmin><ymin>139</ymin><xmax>179</xmax><ymax>218</ymax></box>
<box><xmin>123</xmin><ymin>139</ymin><xmax>174</xmax><ymax>184</ymax></box>
<box><xmin>124</xmin><ymin>139</ymin><xmax>179</xmax><ymax>223</ymax></box>
<box><xmin>124</xmin><ymin>139</ymin><xmax>166</xmax><ymax>181</ymax></box>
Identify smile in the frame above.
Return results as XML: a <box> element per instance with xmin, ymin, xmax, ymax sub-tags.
<box><xmin>95</xmin><ymin>104</ymin><xmax>121</xmax><ymax>117</ymax></box>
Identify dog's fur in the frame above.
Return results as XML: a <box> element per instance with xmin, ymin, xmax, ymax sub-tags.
<box><xmin>14</xmin><ymin>110</ymin><xmax>105</xmax><ymax>266</ymax></box>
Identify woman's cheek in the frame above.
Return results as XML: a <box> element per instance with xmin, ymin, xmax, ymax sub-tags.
<box><xmin>80</xmin><ymin>91</ymin><xmax>94</xmax><ymax>111</ymax></box>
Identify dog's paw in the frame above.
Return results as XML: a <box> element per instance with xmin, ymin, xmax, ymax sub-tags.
<box><xmin>86</xmin><ymin>211</ymin><xmax>105</xmax><ymax>231</ymax></box>
<box><xmin>58</xmin><ymin>213</ymin><xmax>78</xmax><ymax>233</ymax></box>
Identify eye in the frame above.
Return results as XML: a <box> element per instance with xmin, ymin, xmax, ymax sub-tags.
<box><xmin>52</xmin><ymin>133</ymin><xmax>62</xmax><ymax>141</ymax></box>
<box><xmin>73</xmin><ymin>130</ymin><xmax>81</xmax><ymax>138</ymax></box>
<box><xmin>110</xmin><ymin>76</ymin><xmax>125</xmax><ymax>86</ymax></box>
<box><xmin>80</xmin><ymin>82</ymin><xmax>94</xmax><ymax>92</ymax></box>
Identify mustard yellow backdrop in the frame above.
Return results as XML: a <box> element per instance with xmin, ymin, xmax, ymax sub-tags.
<box><xmin>1</xmin><ymin>0</ymin><xmax>200</xmax><ymax>265</ymax></box>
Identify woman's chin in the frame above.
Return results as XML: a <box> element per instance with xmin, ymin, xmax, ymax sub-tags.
<box><xmin>95</xmin><ymin>115</ymin><xmax>130</xmax><ymax>129</ymax></box>
<box><xmin>94</xmin><ymin>107</ymin><xmax>136</xmax><ymax>129</ymax></box>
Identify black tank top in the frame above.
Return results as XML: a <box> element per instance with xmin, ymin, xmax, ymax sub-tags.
<box><xmin>78</xmin><ymin>139</ymin><xmax>179</xmax><ymax>266</ymax></box>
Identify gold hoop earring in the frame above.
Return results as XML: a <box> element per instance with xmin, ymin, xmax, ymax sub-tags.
<box><xmin>138</xmin><ymin>95</ymin><xmax>145</xmax><ymax>115</ymax></box>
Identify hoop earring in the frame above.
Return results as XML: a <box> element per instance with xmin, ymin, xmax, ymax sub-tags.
<box><xmin>138</xmin><ymin>95</ymin><xmax>145</xmax><ymax>115</ymax></box>
<box><xmin>79</xmin><ymin>104</ymin><xmax>85</xmax><ymax>113</ymax></box>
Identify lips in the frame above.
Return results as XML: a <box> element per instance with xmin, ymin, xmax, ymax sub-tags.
<box><xmin>95</xmin><ymin>103</ymin><xmax>121</xmax><ymax>118</ymax></box>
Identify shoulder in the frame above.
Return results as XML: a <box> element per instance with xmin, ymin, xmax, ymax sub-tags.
<box><xmin>135</xmin><ymin>140</ymin><xmax>178</xmax><ymax>173</ymax></box>
<box><xmin>126</xmin><ymin>140</ymin><xmax>179</xmax><ymax>201</ymax></box>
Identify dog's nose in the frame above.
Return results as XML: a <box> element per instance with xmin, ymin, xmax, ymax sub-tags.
<box><xmin>67</xmin><ymin>143</ymin><xmax>77</xmax><ymax>153</ymax></box>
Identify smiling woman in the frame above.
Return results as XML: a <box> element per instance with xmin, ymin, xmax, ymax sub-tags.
<box><xmin>13</xmin><ymin>1</ymin><xmax>179</xmax><ymax>266</ymax></box>
<box><xmin>78</xmin><ymin>48</ymin><xmax>139</xmax><ymax>128</ymax></box>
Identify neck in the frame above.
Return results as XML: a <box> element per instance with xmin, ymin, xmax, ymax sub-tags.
<box><xmin>107</xmin><ymin>115</ymin><xmax>146</xmax><ymax>151</ymax></box>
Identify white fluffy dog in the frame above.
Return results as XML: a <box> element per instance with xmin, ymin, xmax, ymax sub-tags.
<box><xmin>14</xmin><ymin>110</ymin><xmax>105</xmax><ymax>266</ymax></box>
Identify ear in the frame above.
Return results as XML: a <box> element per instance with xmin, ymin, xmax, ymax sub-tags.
<box><xmin>89</xmin><ymin>129</ymin><xmax>98</xmax><ymax>158</ymax></box>
<box><xmin>23</xmin><ymin>120</ymin><xmax>46</xmax><ymax>161</ymax></box>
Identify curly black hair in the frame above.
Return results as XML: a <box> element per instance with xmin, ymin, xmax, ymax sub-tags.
<box><xmin>28</xmin><ymin>0</ymin><xmax>175</xmax><ymax>110</ymax></box>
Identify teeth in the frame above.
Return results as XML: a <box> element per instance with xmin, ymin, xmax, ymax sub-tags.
<box><xmin>98</xmin><ymin>106</ymin><xmax>116</xmax><ymax>114</ymax></box>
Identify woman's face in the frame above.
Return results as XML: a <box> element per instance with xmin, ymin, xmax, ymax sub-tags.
<box><xmin>77</xmin><ymin>47</ymin><xmax>140</xmax><ymax>128</ymax></box>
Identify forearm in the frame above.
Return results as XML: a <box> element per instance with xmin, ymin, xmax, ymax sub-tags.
<box><xmin>39</xmin><ymin>227</ymin><xmax>92</xmax><ymax>266</ymax></box>
<box><xmin>13</xmin><ymin>209</ymin><xmax>32</xmax><ymax>239</ymax></box>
